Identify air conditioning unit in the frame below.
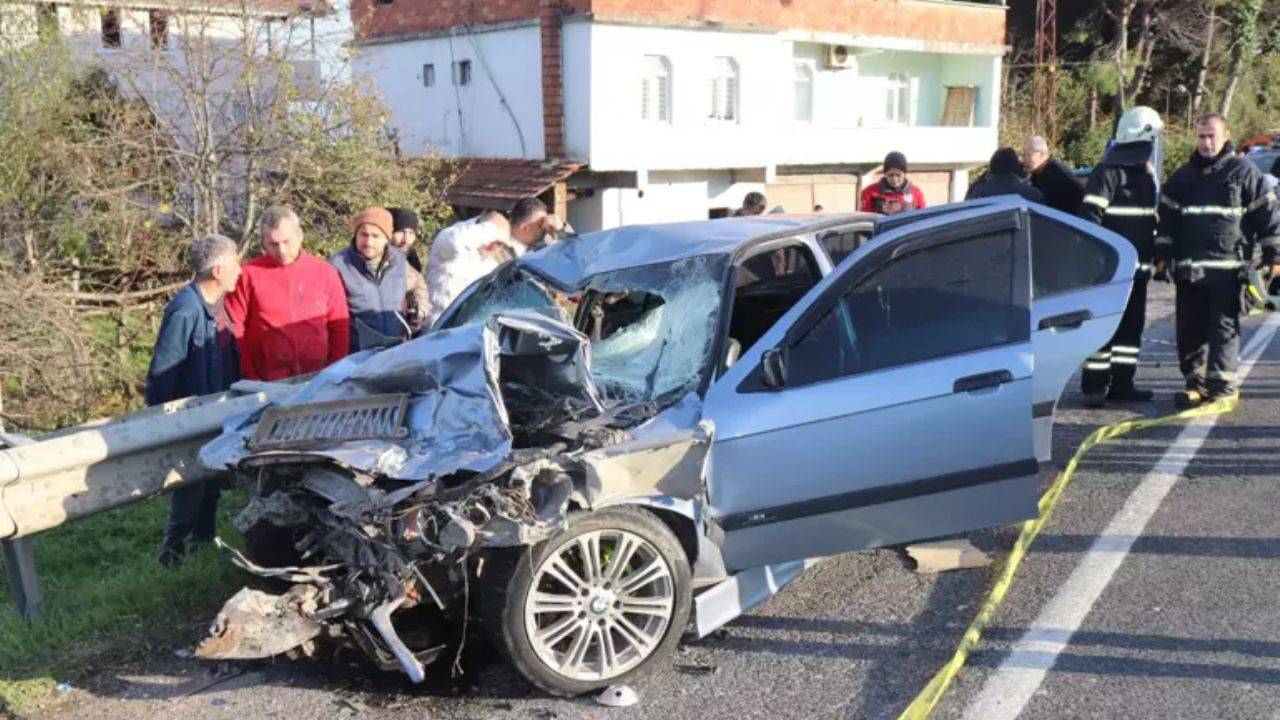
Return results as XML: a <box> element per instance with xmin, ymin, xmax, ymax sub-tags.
<box><xmin>825</xmin><ymin>45</ymin><xmax>855</xmax><ymax>70</ymax></box>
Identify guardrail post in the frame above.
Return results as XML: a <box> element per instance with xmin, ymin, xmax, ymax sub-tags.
<box><xmin>2</xmin><ymin>538</ymin><xmax>41</xmax><ymax>619</ymax></box>
<box><xmin>0</xmin><ymin>381</ymin><xmax>42</xmax><ymax>619</ymax></box>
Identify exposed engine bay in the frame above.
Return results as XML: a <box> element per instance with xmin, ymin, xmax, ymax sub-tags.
<box><xmin>196</xmin><ymin>310</ymin><xmax>714</xmax><ymax>682</ymax></box>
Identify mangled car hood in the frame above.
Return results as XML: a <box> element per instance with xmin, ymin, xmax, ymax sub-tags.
<box><xmin>200</xmin><ymin>311</ymin><xmax>604</xmax><ymax>481</ymax></box>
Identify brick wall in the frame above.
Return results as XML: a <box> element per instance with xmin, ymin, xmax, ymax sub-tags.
<box><xmin>540</xmin><ymin>0</ymin><xmax>565</xmax><ymax>158</ymax></box>
<box><xmin>353</xmin><ymin>0</ymin><xmax>1003</xmax><ymax>46</ymax></box>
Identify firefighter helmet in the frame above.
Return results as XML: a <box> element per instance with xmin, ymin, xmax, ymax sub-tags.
<box><xmin>1115</xmin><ymin>106</ymin><xmax>1164</xmax><ymax>145</ymax></box>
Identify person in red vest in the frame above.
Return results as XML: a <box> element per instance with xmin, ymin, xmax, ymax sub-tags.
<box><xmin>860</xmin><ymin>151</ymin><xmax>927</xmax><ymax>215</ymax></box>
<box><xmin>226</xmin><ymin>206</ymin><xmax>350</xmax><ymax>381</ymax></box>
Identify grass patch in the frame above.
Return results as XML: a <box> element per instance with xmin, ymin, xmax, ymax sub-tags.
<box><xmin>0</xmin><ymin>489</ymin><xmax>250</xmax><ymax>713</ymax></box>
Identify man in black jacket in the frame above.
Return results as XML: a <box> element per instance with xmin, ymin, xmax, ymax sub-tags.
<box><xmin>388</xmin><ymin>207</ymin><xmax>424</xmax><ymax>273</ymax></box>
<box><xmin>1022</xmin><ymin>135</ymin><xmax>1085</xmax><ymax>214</ymax></box>
<box><xmin>1078</xmin><ymin>107</ymin><xmax>1163</xmax><ymax>406</ymax></box>
<box><xmin>967</xmin><ymin>147</ymin><xmax>1045</xmax><ymax>202</ymax></box>
<box><xmin>1158</xmin><ymin>113</ymin><xmax>1280</xmax><ymax>407</ymax></box>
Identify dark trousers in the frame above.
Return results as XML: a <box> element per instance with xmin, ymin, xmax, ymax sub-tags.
<box><xmin>1175</xmin><ymin>279</ymin><xmax>1241</xmax><ymax>393</ymax></box>
<box><xmin>160</xmin><ymin>478</ymin><xmax>222</xmax><ymax>566</ymax></box>
<box><xmin>1082</xmin><ymin>278</ymin><xmax>1148</xmax><ymax>394</ymax></box>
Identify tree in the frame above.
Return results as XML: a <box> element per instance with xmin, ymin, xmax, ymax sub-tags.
<box><xmin>1192</xmin><ymin>1</ymin><xmax>1219</xmax><ymax>113</ymax></box>
<box><xmin>1220</xmin><ymin>0</ymin><xmax>1263</xmax><ymax>116</ymax></box>
<box><xmin>0</xmin><ymin>1</ymin><xmax>454</xmax><ymax>429</ymax></box>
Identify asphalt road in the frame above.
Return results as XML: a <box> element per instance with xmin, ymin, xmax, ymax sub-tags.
<box><xmin>30</xmin><ymin>284</ymin><xmax>1280</xmax><ymax>720</ymax></box>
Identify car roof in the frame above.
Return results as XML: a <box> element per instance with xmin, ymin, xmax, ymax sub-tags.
<box><xmin>522</xmin><ymin>213</ymin><xmax>876</xmax><ymax>287</ymax></box>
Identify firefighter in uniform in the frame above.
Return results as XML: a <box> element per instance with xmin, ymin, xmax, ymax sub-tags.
<box><xmin>1158</xmin><ymin>113</ymin><xmax>1280</xmax><ymax>408</ymax></box>
<box><xmin>1078</xmin><ymin>107</ymin><xmax>1164</xmax><ymax>406</ymax></box>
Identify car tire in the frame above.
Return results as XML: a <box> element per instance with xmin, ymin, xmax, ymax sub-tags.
<box><xmin>480</xmin><ymin>506</ymin><xmax>692</xmax><ymax>697</ymax></box>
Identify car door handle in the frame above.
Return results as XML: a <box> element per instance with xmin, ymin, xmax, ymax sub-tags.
<box><xmin>954</xmin><ymin>370</ymin><xmax>1014</xmax><ymax>394</ymax></box>
<box><xmin>1038</xmin><ymin>310</ymin><xmax>1093</xmax><ymax>331</ymax></box>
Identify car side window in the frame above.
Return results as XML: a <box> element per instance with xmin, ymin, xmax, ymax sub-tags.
<box><xmin>1030</xmin><ymin>215</ymin><xmax>1118</xmax><ymax>298</ymax></box>
<box><xmin>785</xmin><ymin>231</ymin><xmax>1021</xmax><ymax>387</ymax></box>
<box><xmin>819</xmin><ymin>229</ymin><xmax>872</xmax><ymax>267</ymax></box>
<box><xmin>728</xmin><ymin>244</ymin><xmax>821</xmax><ymax>355</ymax></box>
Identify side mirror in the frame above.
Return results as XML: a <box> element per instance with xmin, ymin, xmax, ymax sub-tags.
<box><xmin>761</xmin><ymin>348</ymin><xmax>787</xmax><ymax>390</ymax></box>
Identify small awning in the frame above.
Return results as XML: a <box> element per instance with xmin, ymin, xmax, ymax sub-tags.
<box><xmin>446</xmin><ymin>159</ymin><xmax>584</xmax><ymax>211</ymax></box>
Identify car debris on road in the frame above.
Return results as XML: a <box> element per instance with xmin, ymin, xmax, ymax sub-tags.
<box><xmin>906</xmin><ymin>540</ymin><xmax>993</xmax><ymax>573</ymax></box>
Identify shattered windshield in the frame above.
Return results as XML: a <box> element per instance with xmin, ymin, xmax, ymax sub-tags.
<box><xmin>584</xmin><ymin>255</ymin><xmax>728</xmax><ymax>404</ymax></box>
<box><xmin>441</xmin><ymin>264</ymin><xmax>577</xmax><ymax>330</ymax></box>
<box><xmin>440</xmin><ymin>254</ymin><xmax>729</xmax><ymax>406</ymax></box>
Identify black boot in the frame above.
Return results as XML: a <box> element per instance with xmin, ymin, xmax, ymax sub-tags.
<box><xmin>1174</xmin><ymin>388</ymin><xmax>1205</xmax><ymax>409</ymax></box>
<box><xmin>1204</xmin><ymin>386</ymin><xmax>1240</xmax><ymax>403</ymax></box>
<box><xmin>1107</xmin><ymin>384</ymin><xmax>1154</xmax><ymax>402</ymax></box>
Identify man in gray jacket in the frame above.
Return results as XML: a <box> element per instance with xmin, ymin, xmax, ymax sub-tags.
<box><xmin>330</xmin><ymin>206</ymin><xmax>429</xmax><ymax>351</ymax></box>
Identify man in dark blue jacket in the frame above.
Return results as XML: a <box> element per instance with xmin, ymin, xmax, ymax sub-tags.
<box><xmin>146</xmin><ymin>234</ymin><xmax>242</xmax><ymax>565</ymax></box>
<box><xmin>1158</xmin><ymin>114</ymin><xmax>1280</xmax><ymax>407</ymax></box>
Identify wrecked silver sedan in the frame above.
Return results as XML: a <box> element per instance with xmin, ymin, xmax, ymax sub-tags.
<box><xmin>197</xmin><ymin>198</ymin><xmax>1136</xmax><ymax>696</ymax></box>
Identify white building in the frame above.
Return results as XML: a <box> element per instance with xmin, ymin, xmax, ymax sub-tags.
<box><xmin>359</xmin><ymin>1</ymin><xmax>1007</xmax><ymax>230</ymax></box>
<box><xmin>0</xmin><ymin>0</ymin><xmax>348</xmax><ymax>106</ymax></box>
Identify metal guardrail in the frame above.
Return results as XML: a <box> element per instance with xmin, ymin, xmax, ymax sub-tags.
<box><xmin>0</xmin><ymin>380</ymin><xmax>300</xmax><ymax>618</ymax></box>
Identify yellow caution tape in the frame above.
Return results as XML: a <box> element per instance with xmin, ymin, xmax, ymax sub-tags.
<box><xmin>897</xmin><ymin>394</ymin><xmax>1239</xmax><ymax>720</ymax></box>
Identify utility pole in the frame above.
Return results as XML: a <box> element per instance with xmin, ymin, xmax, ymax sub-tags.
<box><xmin>1034</xmin><ymin>0</ymin><xmax>1059</xmax><ymax>145</ymax></box>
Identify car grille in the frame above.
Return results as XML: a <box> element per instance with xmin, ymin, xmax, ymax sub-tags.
<box><xmin>248</xmin><ymin>394</ymin><xmax>409</xmax><ymax>451</ymax></box>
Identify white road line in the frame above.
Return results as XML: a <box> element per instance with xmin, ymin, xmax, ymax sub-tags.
<box><xmin>961</xmin><ymin>314</ymin><xmax>1280</xmax><ymax>720</ymax></box>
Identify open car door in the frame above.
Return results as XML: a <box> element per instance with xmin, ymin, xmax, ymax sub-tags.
<box><xmin>1026</xmin><ymin>205</ymin><xmax>1136</xmax><ymax>460</ymax></box>
<box><xmin>703</xmin><ymin>204</ymin><xmax>1040</xmax><ymax>572</ymax></box>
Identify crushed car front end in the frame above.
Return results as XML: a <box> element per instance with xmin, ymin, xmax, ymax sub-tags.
<box><xmin>195</xmin><ymin>247</ymin><xmax>733</xmax><ymax>694</ymax></box>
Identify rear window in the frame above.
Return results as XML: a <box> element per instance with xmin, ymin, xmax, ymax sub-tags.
<box><xmin>818</xmin><ymin>229</ymin><xmax>872</xmax><ymax>267</ymax></box>
<box><xmin>1030</xmin><ymin>216</ymin><xmax>1119</xmax><ymax>298</ymax></box>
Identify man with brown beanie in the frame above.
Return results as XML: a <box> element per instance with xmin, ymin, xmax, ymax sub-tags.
<box><xmin>329</xmin><ymin>206</ymin><xmax>430</xmax><ymax>351</ymax></box>
<box><xmin>860</xmin><ymin>151</ymin><xmax>927</xmax><ymax>215</ymax></box>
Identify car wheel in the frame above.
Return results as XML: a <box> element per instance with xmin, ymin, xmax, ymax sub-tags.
<box><xmin>481</xmin><ymin>507</ymin><xmax>692</xmax><ymax>696</ymax></box>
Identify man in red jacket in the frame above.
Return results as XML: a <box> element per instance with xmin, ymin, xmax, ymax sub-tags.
<box><xmin>226</xmin><ymin>206</ymin><xmax>350</xmax><ymax>381</ymax></box>
<box><xmin>860</xmin><ymin>151</ymin><xmax>927</xmax><ymax>215</ymax></box>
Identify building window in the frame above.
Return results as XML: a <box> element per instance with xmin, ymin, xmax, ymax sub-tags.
<box><xmin>423</xmin><ymin>63</ymin><xmax>435</xmax><ymax>87</ymax></box>
<box><xmin>100</xmin><ymin>7</ymin><xmax>120</xmax><ymax>48</ymax></box>
<box><xmin>793</xmin><ymin>63</ymin><xmax>814</xmax><ymax>123</ymax></box>
<box><xmin>886</xmin><ymin>73</ymin><xmax>911</xmax><ymax>124</ymax></box>
<box><xmin>707</xmin><ymin>57</ymin><xmax>738</xmax><ymax>122</ymax></box>
<box><xmin>149</xmin><ymin>10</ymin><xmax>169</xmax><ymax>50</ymax></box>
<box><xmin>452</xmin><ymin>59</ymin><xmax>471</xmax><ymax>86</ymax></box>
<box><xmin>640</xmin><ymin>55</ymin><xmax>671</xmax><ymax>123</ymax></box>
<box><xmin>36</xmin><ymin>3</ymin><xmax>58</xmax><ymax>42</ymax></box>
